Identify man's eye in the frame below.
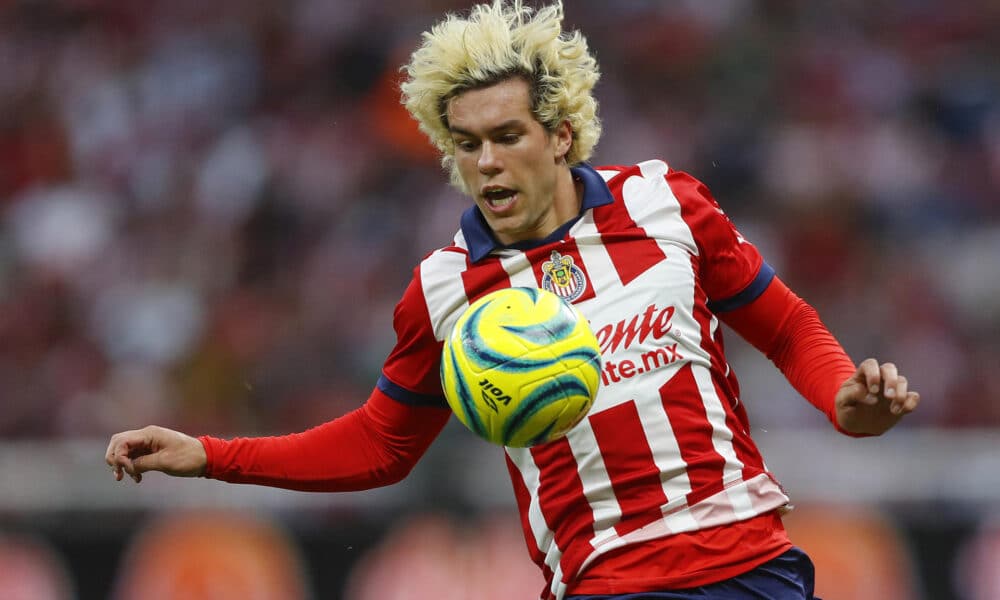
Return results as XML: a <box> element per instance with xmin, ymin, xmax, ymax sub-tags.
<box><xmin>499</xmin><ymin>134</ymin><xmax>519</xmax><ymax>144</ymax></box>
<box><xmin>456</xmin><ymin>140</ymin><xmax>478</xmax><ymax>151</ymax></box>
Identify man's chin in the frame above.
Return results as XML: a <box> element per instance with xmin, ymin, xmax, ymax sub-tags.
<box><xmin>485</xmin><ymin>220</ymin><xmax>523</xmax><ymax>245</ymax></box>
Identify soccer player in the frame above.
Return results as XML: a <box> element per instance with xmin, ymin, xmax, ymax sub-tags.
<box><xmin>106</xmin><ymin>2</ymin><xmax>920</xmax><ymax>599</ymax></box>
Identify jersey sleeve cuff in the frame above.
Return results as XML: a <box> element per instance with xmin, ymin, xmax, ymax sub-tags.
<box><xmin>376</xmin><ymin>374</ymin><xmax>447</xmax><ymax>407</ymax></box>
<box><xmin>197</xmin><ymin>435</ymin><xmax>219</xmax><ymax>479</ymax></box>
<box><xmin>707</xmin><ymin>262</ymin><xmax>776</xmax><ymax>313</ymax></box>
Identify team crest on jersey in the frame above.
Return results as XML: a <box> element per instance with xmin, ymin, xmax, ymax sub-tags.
<box><xmin>541</xmin><ymin>251</ymin><xmax>587</xmax><ymax>302</ymax></box>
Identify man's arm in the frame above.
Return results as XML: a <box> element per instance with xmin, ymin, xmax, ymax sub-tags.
<box><xmin>106</xmin><ymin>388</ymin><xmax>452</xmax><ymax>489</ymax></box>
<box><xmin>719</xmin><ymin>276</ymin><xmax>920</xmax><ymax>436</ymax></box>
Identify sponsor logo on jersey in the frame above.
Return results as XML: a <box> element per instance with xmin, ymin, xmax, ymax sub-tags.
<box><xmin>591</xmin><ymin>304</ymin><xmax>685</xmax><ymax>385</ymax></box>
<box><xmin>541</xmin><ymin>251</ymin><xmax>587</xmax><ymax>302</ymax></box>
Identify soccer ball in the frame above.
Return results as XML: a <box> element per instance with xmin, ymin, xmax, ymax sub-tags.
<box><xmin>440</xmin><ymin>287</ymin><xmax>602</xmax><ymax>447</ymax></box>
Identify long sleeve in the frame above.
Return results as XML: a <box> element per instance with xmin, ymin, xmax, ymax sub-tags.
<box><xmin>719</xmin><ymin>276</ymin><xmax>860</xmax><ymax>435</ymax></box>
<box><xmin>198</xmin><ymin>388</ymin><xmax>453</xmax><ymax>491</ymax></box>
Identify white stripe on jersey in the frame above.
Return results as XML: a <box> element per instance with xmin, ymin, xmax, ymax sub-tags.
<box><xmin>691</xmin><ymin>365</ymin><xmax>746</xmax><ymax>485</ymax></box>
<box><xmin>631</xmin><ymin>160</ymin><xmax>699</xmax><ymax>256</ymax></box>
<box><xmin>690</xmin><ymin>365</ymin><xmax>761</xmax><ymax>524</ymax></box>
<box><xmin>696</xmin><ymin>313</ymin><xmax>756</xmax><ymax>521</ymax></box>
<box><xmin>500</xmin><ymin>251</ymin><xmax>538</xmax><ymax>287</ymax></box>
<box><xmin>633</xmin><ymin>386</ymin><xmax>694</xmax><ymax>507</ymax></box>
<box><xmin>571</xmin><ymin>209</ymin><xmax>622</xmax><ymax>301</ymax></box>
<box><xmin>565</xmin><ymin>419</ymin><xmax>621</xmax><ymax>546</ymax></box>
<box><xmin>420</xmin><ymin>248</ymin><xmax>471</xmax><ymax>341</ymax></box>
<box><xmin>507</xmin><ymin>447</ymin><xmax>563</xmax><ymax>591</ymax></box>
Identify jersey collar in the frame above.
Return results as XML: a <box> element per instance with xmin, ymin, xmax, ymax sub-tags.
<box><xmin>461</xmin><ymin>163</ymin><xmax>615</xmax><ymax>263</ymax></box>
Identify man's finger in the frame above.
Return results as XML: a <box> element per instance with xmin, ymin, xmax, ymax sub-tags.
<box><xmin>890</xmin><ymin>376</ymin><xmax>908</xmax><ymax>413</ymax></box>
<box><xmin>108</xmin><ymin>450</ymin><xmax>132</xmax><ymax>482</ymax></box>
<box><xmin>105</xmin><ymin>433</ymin><xmax>129</xmax><ymax>467</ymax></box>
<box><xmin>901</xmin><ymin>391</ymin><xmax>920</xmax><ymax>414</ymax></box>
<box><xmin>858</xmin><ymin>358</ymin><xmax>881</xmax><ymax>394</ymax></box>
<box><xmin>129</xmin><ymin>455</ymin><xmax>152</xmax><ymax>484</ymax></box>
<box><xmin>879</xmin><ymin>362</ymin><xmax>899</xmax><ymax>399</ymax></box>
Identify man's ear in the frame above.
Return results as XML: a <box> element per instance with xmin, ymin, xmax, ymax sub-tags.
<box><xmin>553</xmin><ymin>120</ymin><xmax>573</xmax><ymax>161</ymax></box>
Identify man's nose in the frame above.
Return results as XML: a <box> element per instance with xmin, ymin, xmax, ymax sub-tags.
<box><xmin>478</xmin><ymin>142</ymin><xmax>502</xmax><ymax>174</ymax></box>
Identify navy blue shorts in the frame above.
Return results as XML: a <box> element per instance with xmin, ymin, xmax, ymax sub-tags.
<box><xmin>567</xmin><ymin>547</ymin><xmax>820</xmax><ymax>599</ymax></box>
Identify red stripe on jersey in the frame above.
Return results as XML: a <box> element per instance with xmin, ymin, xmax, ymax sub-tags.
<box><xmin>505</xmin><ymin>454</ymin><xmax>553</xmax><ymax>581</ymax></box>
<box><xmin>659</xmin><ymin>362</ymin><xmax>727</xmax><ymax>506</ymax></box>
<box><xmin>460</xmin><ymin>254</ymin><xmax>511</xmax><ymax>301</ymax></box>
<box><xmin>383</xmin><ymin>269</ymin><xmax>448</xmax><ymax>395</ymax></box>
<box><xmin>531</xmin><ymin>437</ymin><xmax>596</xmax><ymax>584</ymax></box>
<box><xmin>589</xmin><ymin>401</ymin><xmax>669</xmax><ymax>537</ymax></box>
<box><xmin>592</xmin><ymin>175</ymin><xmax>667</xmax><ymax>286</ymax></box>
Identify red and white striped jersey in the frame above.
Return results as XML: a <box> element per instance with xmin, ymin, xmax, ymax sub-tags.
<box><xmin>377</xmin><ymin>159</ymin><xmax>791</xmax><ymax>600</ymax></box>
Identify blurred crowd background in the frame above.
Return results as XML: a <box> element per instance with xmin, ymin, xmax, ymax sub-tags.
<box><xmin>1</xmin><ymin>0</ymin><xmax>999</xmax><ymax>598</ymax></box>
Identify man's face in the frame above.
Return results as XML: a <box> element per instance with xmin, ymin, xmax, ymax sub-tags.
<box><xmin>447</xmin><ymin>77</ymin><xmax>573</xmax><ymax>246</ymax></box>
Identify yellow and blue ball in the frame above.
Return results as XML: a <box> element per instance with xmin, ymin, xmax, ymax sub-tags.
<box><xmin>440</xmin><ymin>287</ymin><xmax>602</xmax><ymax>447</ymax></box>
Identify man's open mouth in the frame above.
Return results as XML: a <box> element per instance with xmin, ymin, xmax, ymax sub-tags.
<box><xmin>483</xmin><ymin>187</ymin><xmax>517</xmax><ymax>208</ymax></box>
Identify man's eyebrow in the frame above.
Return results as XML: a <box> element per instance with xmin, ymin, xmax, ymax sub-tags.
<box><xmin>449</xmin><ymin>119</ymin><xmax>526</xmax><ymax>136</ymax></box>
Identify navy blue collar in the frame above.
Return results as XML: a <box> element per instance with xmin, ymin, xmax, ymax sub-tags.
<box><xmin>460</xmin><ymin>164</ymin><xmax>615</xmax><ymax>263</ymax></box>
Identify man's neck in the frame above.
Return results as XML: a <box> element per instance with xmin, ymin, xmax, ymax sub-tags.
<box><xmin>551</xmin><ymin>166</ymin><xmax>584</xmax><ymax>226</ymax></box>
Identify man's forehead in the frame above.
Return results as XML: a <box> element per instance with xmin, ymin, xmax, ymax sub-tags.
<box><xmin>447</xmin><ymin>79</ymin><xmax>534</xmax><ymax>130</ymax></box>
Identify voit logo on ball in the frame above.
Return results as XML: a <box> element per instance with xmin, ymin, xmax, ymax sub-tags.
<box><xmin>541</xmin><ymin>251</ymin><xmax>587</xmax><ymax>302</ymax></box>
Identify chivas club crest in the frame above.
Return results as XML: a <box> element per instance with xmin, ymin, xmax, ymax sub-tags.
<box><xmin>541</xmin><ymin>251</ymin><xmax>587</xmax><ymax>302</ymax></box>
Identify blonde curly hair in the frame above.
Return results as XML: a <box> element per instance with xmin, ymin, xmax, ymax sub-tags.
<box><xmin>401</xmin><ymin>1</ymin><xmax>602</xmax><ymax>190</ymax></box>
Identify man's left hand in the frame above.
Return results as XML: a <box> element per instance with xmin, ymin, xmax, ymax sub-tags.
<box><xmin>835</xmin><ymin>358</ymin><xmax>921</xmax><ymax>436</ymax></box>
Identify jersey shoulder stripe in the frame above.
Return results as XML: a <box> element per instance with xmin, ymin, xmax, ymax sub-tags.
<box><xmin>418</xmin><ymin>245</ymin><xmax>474</xmax><ymax>341</ymax></box>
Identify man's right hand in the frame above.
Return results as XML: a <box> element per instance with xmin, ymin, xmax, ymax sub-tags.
<box><xmin>105</xmin><ymin>425</ymin><xmax>207</xmax><ymax>483</ymax></box>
